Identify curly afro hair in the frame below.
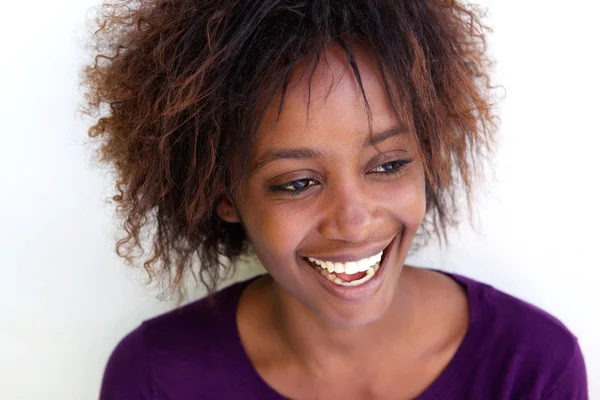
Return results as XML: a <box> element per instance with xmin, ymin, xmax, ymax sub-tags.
<box><xmin>81</xmin><ymin>0</ymin><xmax>498</xmax><ymax>297</ymax></box>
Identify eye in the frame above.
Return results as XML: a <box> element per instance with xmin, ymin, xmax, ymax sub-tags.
<box><xmin>369</xmin><ymin>159</ymin><xmax>413</xmax><ymax>175</ymax></box>
<box><xmin>269</xmin><ymin>178</ymin><xmax>319</xmax><ymax>195</ymax></box>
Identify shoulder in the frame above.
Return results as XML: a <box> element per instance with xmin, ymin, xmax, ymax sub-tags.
<box><xmin>99</xmin><ymin>321</ymin><xmax>154</xmax><ymax>400</ymax></box>
<box><xmin>99</xmin><ymin>279</ymin><xmax>251</xmax><ymax>400</ymax></box>
<box><xmin>450</xmin><ymin>272</ymin><xmax>588</xmax><ymax>399</ymax></box>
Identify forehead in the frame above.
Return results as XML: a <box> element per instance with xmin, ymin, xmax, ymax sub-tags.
<box><xmin>252</xmin><ymin>44</ymin><xmax>409</xmax><ymax>154</ymax></box>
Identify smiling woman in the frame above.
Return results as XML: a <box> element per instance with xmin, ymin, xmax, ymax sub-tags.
<box><xmin>220</xmin><ymin>47</ymin><xmax>428</xmax><ymax>328</ymax></box>
<box><xmin>81</xmin><ymin>0</ymin><xmax>588</xmax><ymax>399</ymax></box>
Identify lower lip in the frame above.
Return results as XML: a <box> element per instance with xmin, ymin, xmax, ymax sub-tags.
<box><xmin>300</xmin><ymin>236</ymin><xmax>397</xmax><ymax>302</ymax></box>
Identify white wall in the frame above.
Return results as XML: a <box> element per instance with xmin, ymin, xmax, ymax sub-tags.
<box><xmin>0</xmin><ymin>0</ymin><xmax>598</xmax><ymax>398</ymax></box>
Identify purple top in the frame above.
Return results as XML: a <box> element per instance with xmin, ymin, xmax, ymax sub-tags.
<box><xmin>100</xmin><ymin>271</ymin><xmax>588</xmax><ymax>399</ymax></box>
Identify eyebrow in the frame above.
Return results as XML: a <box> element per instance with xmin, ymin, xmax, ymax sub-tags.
<box><xmin>250</xmin><ymin>123</ymin><xmax>409</xmax><ymax>174</ymax></box>
<box><xmin>362</xmin><ymin>123</ymin><xmax>409</xmax><ymax>148</ymax></box>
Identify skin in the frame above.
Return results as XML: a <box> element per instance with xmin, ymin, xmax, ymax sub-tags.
<box><xmin>217</xmin><ymin>45</ymin><xmax>469</xmax><ymax>399</ymax></box>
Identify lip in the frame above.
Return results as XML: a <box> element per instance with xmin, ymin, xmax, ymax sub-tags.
<box><xmin>300</xmin><ymin>248</ymin><xmax>385</xmax><ymax>264</ymax></box>
<box><xmin>299</xmin><ymin>234</ymin><xmax>399</xmax><ymax>302</ymax></box>
<box><xmin>299</xmin><ymin>240</ymin><xmax>392</xmax><ymax>264</ymax></box>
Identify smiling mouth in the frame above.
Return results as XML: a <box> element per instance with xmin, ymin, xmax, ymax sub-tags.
<box><xmin>301</xmin><ymin>242</ymin><xmax>392</xmax><ymax>287</ymax></box>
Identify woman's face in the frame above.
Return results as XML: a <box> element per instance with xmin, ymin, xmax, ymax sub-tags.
<box><xmin>221</xmin><ymin>46</ymin><xmax>426</xmax><ymax>327</ymax></box>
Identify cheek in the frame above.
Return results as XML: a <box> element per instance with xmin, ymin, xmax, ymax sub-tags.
<box><xmin>239</xmin><ymin>199</ymin><xmax>311</xmax><ymax>266</ymax></box>
<box><xmin>380</xmin><ymin>170</ymin><xmax>427</xmax><ymax>231</ymax></box>
<box><xmin>405</xmin><ymin>177</ymin><xmax>427</xmax><ymax>224</ymax></box>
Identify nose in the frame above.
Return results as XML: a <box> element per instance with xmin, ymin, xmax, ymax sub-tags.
<box><xmin>316</xmin><ymin>178</ymin><xmax>380</xmax><ymax>243</ymax></box>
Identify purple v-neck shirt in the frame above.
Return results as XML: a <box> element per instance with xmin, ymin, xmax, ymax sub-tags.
<box><xmin>100</xmin><ymin>272</ymin><xmax>588</xmax><ymax>399</ymax></box>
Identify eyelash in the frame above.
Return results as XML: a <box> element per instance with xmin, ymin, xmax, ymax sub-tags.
<box><xmin>269</xmin><ymin>158</ymin><xmax>413</xmax><ymax>196</ymax></box>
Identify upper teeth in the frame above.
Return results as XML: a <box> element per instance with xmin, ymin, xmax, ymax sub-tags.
<box><xmin>307</xmin><ymin>252</ymin><xmax>382</xmax><ymax>275</ymax></box>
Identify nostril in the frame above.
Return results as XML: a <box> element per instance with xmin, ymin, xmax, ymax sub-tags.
<box><xmin>318</xmin><ymin>209</ymin><xmax>375</xmax><ymax>243</ymax></box>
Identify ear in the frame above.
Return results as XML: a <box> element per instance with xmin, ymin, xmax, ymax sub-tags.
<box><xmin>216</xmin><ymin>194</ymin><xmax>241</xmax><ymax>223</ymax></box>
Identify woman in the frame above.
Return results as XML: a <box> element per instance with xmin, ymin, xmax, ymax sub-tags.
<box><xmin>83</xmin><ymin>0</ymin><xmax>588</xmax><ymax>398</ymax></box>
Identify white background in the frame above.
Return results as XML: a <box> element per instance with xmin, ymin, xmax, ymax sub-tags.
<box><xmin>1</xmin><ymin>0</ymin><xmax>598</xmax><ymax>398</ymax></box>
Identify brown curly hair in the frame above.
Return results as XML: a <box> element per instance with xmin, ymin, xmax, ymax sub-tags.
<box><xmin>81</xmin><ymin>0</ymin><xmax>497</xmax><ymax>297</ymax></box>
